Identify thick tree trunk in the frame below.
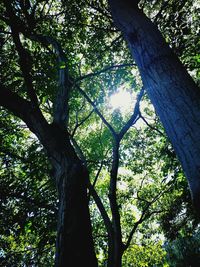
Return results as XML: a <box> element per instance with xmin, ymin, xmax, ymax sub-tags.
<box><xmin>109</xmin><ymin>0</ymin><xmax>200</xmax><ymax>210</ymax></box>
<box><xmin>40</xmin><ymin>127</ymin><xmax>98</xmax><ymax>267</ymax></box>
<box><xmin>54</xmin><ymin>156</ymin><xmax>98</xmax><ymax>267</ymax></box>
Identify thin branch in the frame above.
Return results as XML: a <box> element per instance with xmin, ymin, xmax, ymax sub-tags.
<box><xmin>136</xmin><ymin>175</ymin><xmax>150</xmax><ymax>204</ymax></box>
<box><xmin>92</xmin><ymin>161</ymin><xmax>104</xmax><ymax>188</ymax></box>
<box><xmin>124</xmin><ymin>180</ymin><xmax>172</xmax><ymax>250</ymax></box>
<box><xmin>88</xmin><ymin>182</ymin><xmax>113</xmax><ymax>237</ymax></box>
<box><xmin>87</xmin><ymin>161</ymin><xmax>104</xmax><ymax>201</ymax></box>
<box><xmin>139</xmin><ymin>113</ymin><xmax>165</xmax><ymax>136</ymax></box>
<box><xmin>75</xmin><ymin>84</ymin><xmax>117</xmax><ymax>137</ymax></box>
<box><xmin>123</xmin><ymin>207</ymin><xmax>165</xmax><ymax>251</ymax></box>
<box><xmin>93</xmin><ymin>34</ymin><xmax>123</xmax><ymax>63</ymax></box>
<box><xmin>86</xmin><ymin>0</ymin><xmax>113</xmax><ymax>20</ymax></box>
<box><xmin>118</xmin><ymin>87</ymin><xmax>145</xmax><ymax>140</ymax></box>
<box><xmin>86</xmin><ymin>159</ymin><xmax>110</xmax><ymax>166</ymax></box>
<box><xmin>71</xmin><ymin>109</ymin><xmax>94</xmax><ymax>137</ymax></box>
<box><xmin>76</xmin><ymin>63</ymin><xmax>136</xmax><ymax>82</ymax></box>
<box><xmin>124</xmin><ymin>214</ymin><xmax>144</xmax><ymax>251</ymax></box>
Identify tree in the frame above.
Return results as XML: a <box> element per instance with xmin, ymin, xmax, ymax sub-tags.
<box><xmin>0</xmin><ymin>1</ymin><xmax>97</xmax><ymax>266</ymax></box>
<box><xmin>0</xmin><ymin>0</ymin><xmax>199</xmax><ymax>266</ymax></box>
<box><xmin>108</xmin><ymin>0</ymin><xmax>200</xmax><ymax>211</ymax></box>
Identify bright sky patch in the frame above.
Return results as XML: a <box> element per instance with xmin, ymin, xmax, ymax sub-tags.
<box><xmin>110</xmin><ymin>88</ymin><xmax>133</xmax><ymax>114</ymax></box>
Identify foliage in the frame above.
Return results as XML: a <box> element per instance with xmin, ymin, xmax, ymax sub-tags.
<box><xmin>0</xmin><ymin>111</ymin><xmax>56</xmax><ymax>266</ymax></box>
<box><xmin>0</xmin><ymin>0</ymin><xmax>199</xmax><ymax>266</ymax></box>
<box><xmin>164</xmin><ymin>229</ymin><xmax>200</xmax><ymax>267</ymax></box>
<box><xmin>122</xmin><ymin>242</ymin><xmax>167</xmax><ymax>267</ymax></box>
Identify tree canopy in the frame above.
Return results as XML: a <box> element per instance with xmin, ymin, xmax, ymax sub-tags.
<box><xmin>0</xmin><ymin>0</ymin><xmax>199</xmax><ymax>266</ymax></box>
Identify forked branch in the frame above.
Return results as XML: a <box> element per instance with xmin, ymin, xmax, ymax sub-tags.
<box><xmin>30</xmin><ymin>34</ymin><xmax>72</xmax><ymax>129</ymax></box>
<box><xmin>76</xmin><ymin>84</ymin><xmax>117</xmax><ymax>137</ymax></box>
<box><xmin>3</xmin><ymin>0</ymin><xmax>39</xmax><ymax>106</ymax></box>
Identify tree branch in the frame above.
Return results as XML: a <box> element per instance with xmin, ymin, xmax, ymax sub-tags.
<box><xmin>87</xmin><ymin>160</ymin><xmax>104</xmax><ymax>201</ymax></box>
<box><xmin>139</xmin><ymin>113</ymin><xmax>165</xmax><ymax>136</ymax></box>
<box><xmin>0</xmin><ymin>83</ymin><xmax>32</xmax><ymax>120</ymax></box>
<box><xmin>76</xmin><ymin>63</ymin><xmax>136</xmax><ymax>82</ymax></box>
<box><xmin>118</xmin><ymin>87</ymin><xmax>144</xmax><ymax>140</ymax></box>
<box><xmin>108</xmin><ymin>140</ymin><xmax>124</xmax><ymax>251</ymax></box>
<box><xmin>92</xmin><ymin>161</ymin><xmax>104</xmax><ymax>188</ymax></box>
<box><xmin>75</xmin><ymin>84</ymin><xmax>117</xmax><ymax>137</ymax></box>
<box><xmin>88</xmin><ymin>182</ymin><xmax>113</xmax><ymax>240</ymax></box>
<box><xmin>30</xmin><ymin>34</ymin><xmax>72</xmax><ymax>129</ymax></box>
<box><xmin>124</xmin><ymin>179</ymin><xmax>172</xmax><ymax>250</ymax></box>
<box><xmin>0</xmin><ymin>83</ymin><xmax>58</xmax><ymax>157</ymax></box>
<box><xmin>3</xmin><ymin>0</ymin><xmax>39</xmax><ymax>106</ymax></box>
<box><xmin>71</xmin><ymin>109</ymin><xmax>94</xmax><ymax>137</ymax></box>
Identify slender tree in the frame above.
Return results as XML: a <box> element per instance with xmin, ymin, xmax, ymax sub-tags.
<box><xmin>108</xmin><ymin>0</ymin><xmax>200</xmax><ymax>211</ymax></box>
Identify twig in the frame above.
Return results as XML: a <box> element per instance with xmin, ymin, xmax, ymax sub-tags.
<box><xmin>76</xmin><ymin>63</ymin><xmax>136</xmax><ymax>82</ymax></box>
<box><xmin>118</xmin><ymin>87</ymin><xmax>145</xmax><ymax>140</ymax></box>
<box><xmin>139</xmin><ymin>113</ymin><xmax>165</xmax><ymax>136</ymax></box>
<box><xmin>71</xmin><ymin>110</ymin><xmax>94</xmax><ymax>137</ymax></box>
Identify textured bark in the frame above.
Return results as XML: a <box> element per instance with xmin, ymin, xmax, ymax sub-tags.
<box><xmin>35</xmin><ymin>130</ymin><xmax>98</xmax><ymax>266</ymax></box>
<box><xmin>109</xmin><ymin>0</ymin><xmax>200</xmax><ymax>211</ymax></box>
<box><xmin>54</xmin><ymin>155</ymin><xmax>98</xmax><ymax>267</ymax></box>
<box><xmin>45</xmin><ymin>128</ymin><xmax>98</xmax><ymax>267</ymax></box>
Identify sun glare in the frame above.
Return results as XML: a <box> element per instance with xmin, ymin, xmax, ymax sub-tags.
<box><xmin>110</xmin><ymin>89</ymin><xmax>133</xmax><ymax>113</ymax></box>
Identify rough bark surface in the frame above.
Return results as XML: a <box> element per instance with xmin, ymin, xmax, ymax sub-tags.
<box><xmin>54</xmin><ymin>155</ymin><xmax>97</xmax><ymax>267</ymax></box>
<box><xmin>109</xmin><ymin>0</ymin><xmax>200</xmax><ymax>211</ymax></box>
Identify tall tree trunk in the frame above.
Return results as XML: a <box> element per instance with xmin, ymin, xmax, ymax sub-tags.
<box><xmin>54</xmin><ymin>155</ymin><xmax>98</xmax><ymax>267</ymax></box>
<box><xmin>108</xmin><ymin>140</ymin><xmax>123</xmax><ymax>267</ymax></box>
<box><xmin>39</xmin><ymin>127</ymin><xmax>98</xmax><ymax>267</ymax></box>
<box><xmin>0</xmin><ymin>88</ymin><xmax>98</xmax><ymax>266</ymax></box>
<box><xmin>109</xmin><ymin>0</ymin><xmax>200</xmax><ymax>211</ymax></box>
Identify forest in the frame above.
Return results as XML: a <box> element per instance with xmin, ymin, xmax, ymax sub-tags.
<box><xmin>0</xmin><ymin>0</ymin><xmax>200</xmax><ymax>266</ymax></box>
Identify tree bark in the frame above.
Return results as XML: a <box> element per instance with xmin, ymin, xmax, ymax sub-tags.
<box><xmin>109</xmin><ymin>0</ymin><xmax>200</xmax><ymax>211</ymax></box>
<box><xmin>30</xmin><ymin>127</ymin><xmax>98</xmax><ymax>267</ymax></box>
<box><xmin>108</xmin><ymin>140</ymin><xmax>123</xmax><ymax>267</ymax></box>
<box><xmin>53</xmin><ymin>154</ymin><xmax>98</xmax><ymax>267</ymax></box>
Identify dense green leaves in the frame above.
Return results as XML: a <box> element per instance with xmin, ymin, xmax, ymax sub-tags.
<box><xmin>0</xmin><ymin>0</ymin><xmax>199</xmax><ymax>266</ymax></box>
